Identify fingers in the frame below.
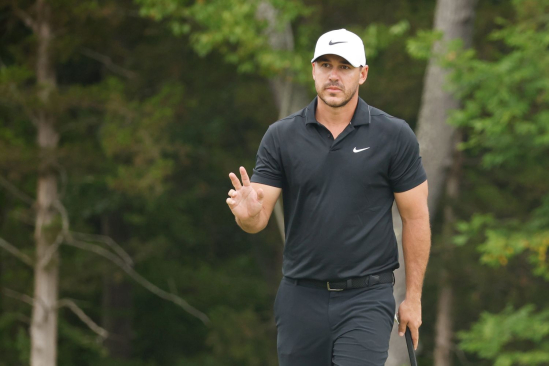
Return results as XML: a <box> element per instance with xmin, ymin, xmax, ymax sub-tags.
<box><xmin>240</xmin><ymin>166</ymin><xmax>251</xmax><ymax>187</ymax></box>
<box><xmin>229</xmin><ymin>172</ymin><xmax>242</xmax><ymax>190</ymax></box>
<box><xmin>411</xmin><ymin>326</ymin><xmax>419</xmax><ymax>350</ymax></box>
<box><xmin>226</xmin><ymin>189</ymin><xmax>238</xmax><ymax>208</ymax></box>
<box><xmin>256</xmin><ymin>188</ymin><xmax>264</xmax><ymax>204</ymax></box>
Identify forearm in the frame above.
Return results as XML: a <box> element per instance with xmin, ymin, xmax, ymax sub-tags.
<box><xmin>401</xmin><ymin>215</ymin><xmax>431</xmax><ymax>301</ymax></box>
<box><xmin>235</xmin><ymin>208</ymin><xmax>268</xmax><ymax>234</ymax></box>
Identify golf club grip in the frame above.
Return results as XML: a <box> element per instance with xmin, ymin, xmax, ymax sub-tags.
<box><xmin>405</xmin><ymin>327</ymin><xmax>418</xmax><ymax>366</ymax></box>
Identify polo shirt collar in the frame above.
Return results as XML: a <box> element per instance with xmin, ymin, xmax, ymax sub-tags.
<box><xmin>305</xmin><ymin>96</ymin><xmax>371</xmax><ymax>127</ymax></box>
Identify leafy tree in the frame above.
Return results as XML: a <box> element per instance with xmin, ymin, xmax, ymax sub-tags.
<box><xmin>441</xmin><ymin>0</ymin><xmax>549</xmax><ymax>363</ymax></box>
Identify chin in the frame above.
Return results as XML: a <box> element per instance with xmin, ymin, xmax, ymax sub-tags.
<box><xmin>321</xmin><ymin>94</ymin><xmax>349</xmax><ymax>108</ymax></box>
<box><xmin>323</xmin><ymin>92</ymin><xmax>341</xmax><ymax>101</ymax></box>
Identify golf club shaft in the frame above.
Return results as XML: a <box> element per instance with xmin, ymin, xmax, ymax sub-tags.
<box><xmin>405</xmin><ymin>327</ymin><xmax>418</xmax><ymax>366</ymax></box>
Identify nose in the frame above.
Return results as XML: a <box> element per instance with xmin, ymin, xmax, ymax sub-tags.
<box><xmin>328</xmin><ymin>67</ymin><xmax>340</xmax><ymax>82</ymax></box>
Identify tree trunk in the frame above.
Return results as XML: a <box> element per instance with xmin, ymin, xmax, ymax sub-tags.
<box><xmin>434</xmin><ymin>134</ymin><xmax>462</xmax><ymax>366</ymax></box>
<box><xmin>255</xmin><ymin>2</ymin><xmax>310</xmax><ymax>341</ymax></box>
<box><xmin>30</xmin><ymin>1</ymin><xmax>60</xmax><ymax>365</ymax></box>
<box><xmin>257</xmin><ymin>1</ymin><xmax>310</xmax><ymax>245</ymax></box>
<box><xmin>416</xmin><ymin>0</ymin><xmax>477</xmax><ymax>218</ymax></box>
<box><xmin>434</xmin><ymin>273</ymin><xmax>454</xmax><ymax>366</ymax></box>
<box><xmin>387</xmin><ymin>1</ymin><xmax>477</xmax><ymax>365</ymax></box>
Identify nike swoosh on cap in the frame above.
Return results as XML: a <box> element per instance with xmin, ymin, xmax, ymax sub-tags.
<box><xmin>353</xmin><ymin>147</ymin><xmax>370</xmax><ymax>153</ymax></box>
<box><xmin>329</xmin><ymin>40</ymin><xmax>347</xmax><ymax>45</ymax></box>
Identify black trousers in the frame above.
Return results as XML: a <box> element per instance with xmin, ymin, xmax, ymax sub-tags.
<box><xmin>274</xmin><ymin>276</ymin><xmax>395</xmax><ymax>366</ymax></box>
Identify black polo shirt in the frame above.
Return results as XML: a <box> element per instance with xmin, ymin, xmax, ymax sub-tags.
<box><xmin>250</xmin><ymin>96</ymin><xmax>427</xmax><ymax>281</ymax></box>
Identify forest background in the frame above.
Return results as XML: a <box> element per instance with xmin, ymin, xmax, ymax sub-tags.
<box><xmin>0</xmin><ymin>0</ymin><xmax>548</xmax><ymax>365</ymax></box>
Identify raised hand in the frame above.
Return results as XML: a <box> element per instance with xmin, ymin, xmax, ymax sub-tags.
<box><xmin>226</xmin><ymin>166</ymin><xmax>264</xmax><ymax>221</ymax></box>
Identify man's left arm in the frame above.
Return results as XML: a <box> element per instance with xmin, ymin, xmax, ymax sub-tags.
<box><xmin>394</xmin><ymin>180</ymin><xmax>430</xmax><ymax>350</ymax></box>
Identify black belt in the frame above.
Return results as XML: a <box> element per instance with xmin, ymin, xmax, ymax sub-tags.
<box><xmin>291</xmin><ymin>271</ymin><xmax>394</xmax><ymax>291</ymax></box>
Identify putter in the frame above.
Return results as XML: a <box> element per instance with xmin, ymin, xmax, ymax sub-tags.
<box><xmin>394</xmin><ymin>315</ymin><xmax>418</xmax><ymax>366</ymax></box>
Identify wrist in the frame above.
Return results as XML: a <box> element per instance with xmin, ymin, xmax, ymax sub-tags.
<box><xmin>405</xmin><ymin>292</ymin><xmax>422</xmax><ymax>303</ymax></box>
<box><xmin>237</xmin><ymin>209</ymin><xmax>263</xmax><ymax>233</ymax></box>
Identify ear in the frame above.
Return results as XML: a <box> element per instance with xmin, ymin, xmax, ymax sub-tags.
<box><xmin>358</xmin><ymin>65</ymin><xmax>369</xmax><ymax>85</ymax></box>
<box><xmin>312</xmin><ymin>62</ymin><xmax>316</xmax><ymax>81</ymax></box>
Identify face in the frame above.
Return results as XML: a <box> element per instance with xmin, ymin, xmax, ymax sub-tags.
<box><xmin>312</xmin><ymin>54</ymin><xmax>368</xmax><ymax>108</ymax></box>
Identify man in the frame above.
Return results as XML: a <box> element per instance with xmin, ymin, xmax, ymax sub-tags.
<box><xmin>226</xmin><ymin>28</ymin><xmax>430</xmax><ymax>366</ymax></box>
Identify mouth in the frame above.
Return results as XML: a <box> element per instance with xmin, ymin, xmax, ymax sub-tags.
<box><xmin>326</xmin><ymin>87</ymin><xmax>342</xmax><ymax>92</ymax></box>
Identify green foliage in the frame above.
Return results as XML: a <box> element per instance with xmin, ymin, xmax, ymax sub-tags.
<box><xmin>459</xmin><ymin>305</ymin><xmax>549</xmax><ymax>366</ymax></box>
<box><xmin>0</xmin><ymin>0</ymin><xmax>532</xmax><ymax>365</ymax></box>
<box><xmin>0</xmin><ymin>313</ymin><xmax>30</xmax><ymax>366</ymax></box>
<box><xmin>446</xmin><ymin>0</ymin><xmax>549</xmax><ymax>277</ymax></box>
<box><xmin>455</xmin><ymin>212</ymin><xmax>549</xmax><ymax>279</ymax></box>
<box><xmin>136</xmin><ymin>0</ymin><xmax>311</xmax><ymax>75</ymax></box>
<box><xmin>406</xmin><ymin>29</ymin><xmax>442</xmax><ymax>60</ymax></box>
<box><xmin>447</xmin><ymin>1</ymin><xmax>549</xmax><ymax>169</ymax></box>
<box><xmin>354</xmin><ymin>20</ymin><xmax>410</xmax><ymax>60</ymax></box>
<box><xmin>99</xmin><ymin>78</ymin><xmax>183</xmax><ymax>197</ymax></box>
<box><xmin>442</xmin><ymin>0</ymin><xmax>549</xmax><ymax>363</ymax></box>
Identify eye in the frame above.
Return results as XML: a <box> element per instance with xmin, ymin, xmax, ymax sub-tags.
<box><xmin>341</xmin><ymin>65</ymin><xmax>350</xmax><ymax>70</ymax></box>
<box><xmin>321</xmin><ymin>63</ymin><xmax>330</xmax><ymax>68</ymax></box>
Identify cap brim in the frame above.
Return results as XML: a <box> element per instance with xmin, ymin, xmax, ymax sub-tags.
<box><xmin>311</xmin><ymin>52</ymin><xmax>362</xmax><ymax>68</ymax></box>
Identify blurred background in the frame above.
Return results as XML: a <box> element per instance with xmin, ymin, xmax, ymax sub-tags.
<box><xmin>0</xmin><ymin>0</ymin><xmax>548</xmax><ymax>365</ymax></box>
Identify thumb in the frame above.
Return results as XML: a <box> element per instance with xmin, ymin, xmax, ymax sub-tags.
<box><xmin>256</xmin><ymin>188</ymin><xmax>264</xmax><ymax>204</ymax></box>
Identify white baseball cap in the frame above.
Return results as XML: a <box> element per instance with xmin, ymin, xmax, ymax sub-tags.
<box><xmin>311</xmin><ymin>29</ymin><xmax>366</xmax><ymax>67</ymax></box>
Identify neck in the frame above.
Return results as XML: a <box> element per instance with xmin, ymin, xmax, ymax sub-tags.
<box><xmin>315</xmin><ymin>93</ymin><xmax>359</xmax><ymax>129</ymax></box>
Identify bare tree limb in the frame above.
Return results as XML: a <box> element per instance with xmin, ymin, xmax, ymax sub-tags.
<box><xmin>37</xmin><ymin>199</ymin><xmax>69</xmax><ymax>268</ymax></box>
<box><xmin>3</xmin><ymin>288</ymin><xmax>110</xmax><ymax>340</ymax></box>
<box><xmin>3</xmin><ymin>288</ymin><xmax>35</xmax><ymax>306</ymax></box>
<box><xmin>37</xmin><ymin>232</ymin><xmax>64</xmax><ymax>269</ymax></box>
<box><xmin>0</xmin><ymin>175</ymin><xmax>35</xmax><ymax>206</ymax></box>
<box><xmin>64</xmin><ymin>239</ymin><xmax>211</xmax><ymax>326</ymax></box>
<box><xmin>3</xmin><ymin>287</ymin><xmax>50</xmax><ymax>320</ymax></box>
<box><xmin>46</xmin><ymin>200</ymin><xmax>210</xmax><ymax>325</ymax></box>
<box><xmin>11</xmin><ymin>1</ymin><xmax>37</xmax><ymax>32</ymax></box>
<box><xmin>80</xmin><ymin>48</ymin><xmax>137</xmax><ymax>79</ymax></box>
<box><xmin>0</xmin><ymin>237</ymin><xmax>34</xmax><ymax>267</ymax></box>
<box><xmin>71</xmin><ymin>232</ymin><xmax>133</xmax><ymax>267</ymax></box>
<box><xmin>57</xmin><ymin>299</ymin><xmax>108</xmax><ymax>339</ymax></box>
<box><xmin>53</xmin><ymin>161</ymin><xmax>68</xmax><ymax>200</ymax></box>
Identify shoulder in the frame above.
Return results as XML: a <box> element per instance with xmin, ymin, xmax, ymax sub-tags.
<box><xmin>268</xmin><ymin>107</ymin><xmax>307</xmax><ymax>134</ymax></box>
<box><xmin>368</xmin><ymin>105</ymin><xmax>408</xmax><ymax>133</ymax></box>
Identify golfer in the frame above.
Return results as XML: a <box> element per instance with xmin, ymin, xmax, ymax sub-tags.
<box><xmin>226</xmin><ymin>28</ymin><xmax>430</xmax><ymax>366</ymax></box>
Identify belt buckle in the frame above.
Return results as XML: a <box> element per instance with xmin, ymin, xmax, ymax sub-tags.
<box><xmin>326</xmin><ymin>281</ymin><xmax>343</xmax><ymax>291</ymax></box>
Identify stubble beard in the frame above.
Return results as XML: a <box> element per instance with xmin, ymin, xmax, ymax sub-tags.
<box><xmin>318</xmin><ymin>84</ymin><xmax>358</xmax><ymax>109</ymax></box>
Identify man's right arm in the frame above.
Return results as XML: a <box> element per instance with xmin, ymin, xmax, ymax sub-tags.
<box><xmin>235</xmin><ymin>183</ymin><xmax>281</xmax><ymax>233</ymax></box>
<box><xmin>226</xmin><ymin>166</ymin><xmax>282</xmax><ymax>234</ymax></box>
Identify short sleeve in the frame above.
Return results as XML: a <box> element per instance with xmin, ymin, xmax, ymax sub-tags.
<box><xmin>250</xmin><ymin>125</ymin><xmax>284</xmax><ymax>188</ymax></box>
<box><xmin>389</xmin><ymin>122</ymin><xmax>427</xmax><ymax>193</ymax></box>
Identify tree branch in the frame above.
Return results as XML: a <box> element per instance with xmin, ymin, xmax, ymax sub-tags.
<box><xmin>3</xmin><ymin>288</ymin><xmax>35</xmax><ymax>306</ymax></box>
<box><xmin>11</xmin><ymin>1</ymin><xmax>37</xmax><ymax>32</ymax></box>
<box><xmin>71</xmin><ymin>232</ymin><xmax>133</xmax><ymax>267</ymax></box>
<box><xmin>80</xmin><ymin>48</ymin><xmax>137</xmax><ymax>79</ymax></box>
<box><xmin>57</xmin><ymin>299</ymin><xmax>108</xmax><ymax>339</ymax></box>
<box><xmin>37</xmin><ymin>231</ymin><xmax>64</xmax><ymax>269</ymax></box>
<box><xmin>64</xmin><ymin>238</ymin><xmax>211</xmax><ymax>326</ymax></box>
<box><xmin>0</xmin><ymin>237</ymin><xmax>34</xmax><ymax>267</ymax></box>
<box><xmin>47</xmin><ymin>200</ymin><xmax>210</xmax><ymax>326</ymax></box>
<box><xmin>0</xmin><ymin>175</ymin><xmax>35</xmax><ymax>206</ymax></box>
<box><xmin>37</xmin><ymin>199</ymin><xmax>69</xmax><ymax>268</ymax></box>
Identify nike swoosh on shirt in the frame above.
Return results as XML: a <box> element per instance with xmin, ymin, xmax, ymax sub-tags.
<box><xmin>353</xmin><ymin>147</ymin><xmax>370</xmax><ymax>153</ymax></box>
<box><xmin>329</xmin><ymin>40</ymin><xmax>347</xmax><ymax>45</ymax></box>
